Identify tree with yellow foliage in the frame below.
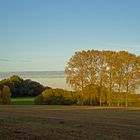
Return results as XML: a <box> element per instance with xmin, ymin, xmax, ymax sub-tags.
<box><xmin>0</xmin><ymin>85</ymin><xmax>11</xmax><ymax>104</ymax></box>
<box><xmin>65</xmin><ymin>51</ymin><xmax>89</xmax><ymax>91</ymax></box>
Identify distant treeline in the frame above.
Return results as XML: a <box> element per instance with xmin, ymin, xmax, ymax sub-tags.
<box><xmin>0</xmin><ymin>75</ymin><xmax>50</xmax><ymax>98</ymax></box>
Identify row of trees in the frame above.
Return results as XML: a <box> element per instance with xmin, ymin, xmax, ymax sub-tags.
<box><xmin>34</xmin><ymin>87</ymin><xmax>140</xmax><ymax>106</ymax></box>
<box><xmin>65</xmin><ymin>50</ymin><xmax>140</xmax><ymax>106</ymax></box>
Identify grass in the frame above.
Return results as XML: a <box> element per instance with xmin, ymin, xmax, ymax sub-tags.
<box><xmin>0</xmin><ymin>105</ymin><xmax>140</xmax><ymax>140</ymax></box>
<box><xmin>11</xmin><ymin>98</ymin><xmax>34</xmax><ymax>105</ymax></box>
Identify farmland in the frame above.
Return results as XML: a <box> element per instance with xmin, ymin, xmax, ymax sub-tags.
<box><xmin>0</xmin><ymin>105</ymin><xmax>140</xmax><ymax>140</ymax></box>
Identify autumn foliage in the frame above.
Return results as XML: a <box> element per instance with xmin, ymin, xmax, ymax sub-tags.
<box><xmin>35</xmin><ymin>88</ymin><xmax>76</xmax><ymax>105</ymax></box>
<box><xmin>0</xmin><ymin>85</ymin><xmax>11</xmax><ymax>104</ymax></box>
<box><xmin>65</xmin><ymin>50</ymin><xmax>140</xmax><ymax>106</ymax></box>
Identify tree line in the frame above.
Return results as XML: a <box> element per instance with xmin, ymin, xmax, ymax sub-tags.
<box><xmin>0</xmin><ymin>75</ymin><xmax>50</xmax><ymax>98</ymax></box>
<box><xmin>1</xmin><ymin>50</ymin><xmax>140</xmax><ymax>106</ymax></box>
<box><xmin>65</xmin><ymin>50</ymin><xmax>140</xmax><ymax>106</ymax></box>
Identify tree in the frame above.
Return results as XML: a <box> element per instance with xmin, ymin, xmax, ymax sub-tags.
<box><xmin>133</xmin><ymin>56</ymin><xmax>140</xmax><ymax>90</ymax></box>
<box><xmin>122</xmin><ymin>52</ymin><xmax>136</xmax><ymax>106</ymax></box>
<box><xmin>96</xmin><ymin>51</ymin><xmax>107</xmax><ymax>106</ymax></box>
<box><xmin>65</xmin><ymin>51</ymin><xmax>89</xmax><ymax>91</ymax></box>
<box><xmin>0</xmin><ymin>85</ymin><xmax>11</xmax><ymax>104</ymax></box>
<box><xmin>105</xmin><ymin>51</ymin><xmax>117</xmax><ymax>106</ymax></box>
<box><xmin>113</xmin><ymin>51</ymin><xmax>126</xmax><ymax>107</ymax></box>
<box><xmin>113</xmin><ymin>51</ymin><xmax>140</xmax><ymax>107</ymax></box>
<box><xmin>0</xmin><ymin>89</ymin><xmax>2</xmax><ymax>103</ymax></box>
<box><xmin>85</xmin><ymin>50</ymin><xmax>99</xmax><ymax>85</ymax></box>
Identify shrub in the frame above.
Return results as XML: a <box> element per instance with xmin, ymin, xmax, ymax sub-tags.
<box><xmin>34</xmin><ymin>95</ymin><xmax>44</xmax><ymax>104</ymax></box>
<box><xmin>35</xmin><ymin>88</ymin><xmax>75</xmax><ymax>105</ymax></box>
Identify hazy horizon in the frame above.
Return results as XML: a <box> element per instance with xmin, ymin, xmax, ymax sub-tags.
<box><xmin>0</xmin><ymin>71</ymin><xmax>71</xmax><ymax>90</ymax></box>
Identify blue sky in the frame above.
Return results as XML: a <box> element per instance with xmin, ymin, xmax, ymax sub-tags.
<box><xmin>0</xmin><ymin>0</ymin><xmax>140</xmax><ymax>71</ymax></box>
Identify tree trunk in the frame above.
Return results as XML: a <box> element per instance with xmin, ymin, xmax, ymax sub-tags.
<box><xmin>117</xmin><ymin>94</ymin><xmax>120</xmax><ymax>107</ymax></box>
<box><xmin>108</xmin><ymin>87</ymin><xmax>112</xmax><ymax>106</ymax></box>
<box><xmin>125</xmin><ymin>93</ymin><xmax>128</xmax><ymax>107</ymax></box>
<box><xmin>125</xmin><ymin>84</ymin><xmax>129</xmax><ymax>107</ymax></box>
<box><xmin>99</xmin><ymin>96</ymin><xmax>102</xmax><ymax>106</ymax></box>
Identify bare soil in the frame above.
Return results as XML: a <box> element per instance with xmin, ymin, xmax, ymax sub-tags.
<box><xmin>0</xmin><ymin>105</ymin><xmax>140</xmax><ymax>140</ymax></box>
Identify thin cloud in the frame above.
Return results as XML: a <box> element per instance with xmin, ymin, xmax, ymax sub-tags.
<box><xmin>0</xmin><ymin>58</ymin><xmax>32</xmax><ymax>63</ymax></box>
<box><xmin>0</xmin><ymin>58</ymin><xmax>12</xmax><ymax>62</ymax></box>
<box><xmin>17</xmin><ymin>59</ymin><xmax>32</xmax><ymax>63</ymax></box>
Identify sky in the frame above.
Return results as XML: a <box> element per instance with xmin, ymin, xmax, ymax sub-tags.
<box><xmin>0</xmin><ymin>0</ymin><xmax>140</xmax><ymax>71</ymax></box>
